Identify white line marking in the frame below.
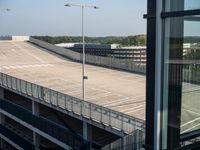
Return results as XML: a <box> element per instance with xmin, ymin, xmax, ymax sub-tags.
<box><xmin>12</xmin><ymin>42</ymin><xmax>46</xmax><ymax>63</ymax></box>
<box><xmin>182</xmin><ymin>122</ymin><xmax>200</xmax><ymax>133</ymax></box>
<box><xmin>181</xmin><ymin>117</ymin><xmax>200</xmax><ymax>127</ymax></box>
<box><xmin>183</xmin><ymin>107</ymin><xmax>200</xmax><ymax>116</ymax></box>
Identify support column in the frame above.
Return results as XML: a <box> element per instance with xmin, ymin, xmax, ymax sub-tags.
<box><xmin>83</xmin><ymin>122</ymin><xmax>92</xmax><ymax>148</ymax></box>
<box><xmin>0</xmin><ymin>88</ymin><xmax>5</xmax><ymax>123</ymax></box>
<box><xmin>0</xmin><ymin>87</ymin><xmax>5</xmax><ymax>149</ymax></box>
<box><xmin>32</xmin><ymin>101</ymin><xmax>40</xmax><ymax>149</ymax></box>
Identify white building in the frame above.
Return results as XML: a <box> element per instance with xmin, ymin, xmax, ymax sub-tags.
<box><xmin>55</xmin><ymin>43</ymin><xmax>80</xmax><ymax>48</ymax></box>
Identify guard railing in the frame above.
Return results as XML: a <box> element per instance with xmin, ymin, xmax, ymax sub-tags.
<box><xmin>101</xmin><ymin>129</ymin><xmax>145</xmax><ymax>150</ymax></box>
<box><xmin>0</xmin><ymin>72</ymin><xmax>145</xmax><ymax>134</ymax></box>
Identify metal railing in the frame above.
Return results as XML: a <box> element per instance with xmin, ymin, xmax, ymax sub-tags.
<box><xmin>182</xmin><ymin>63</ymin><xmax>200</xmax><ymax>85</ymax></box>
<box><xmin>29</xmin><ymin>37</ymin><xmax>146</xmax><ymax>74</ymax></box>
<box><xmin>180</xmin><ymin>129</ymin><xmax>200</xmax><ymax>147</ymax></box>
<box><xmin>101</xmin><ymin>129</ymin><xmax>145</xmax><ymax>150</ymax></box>
<box><xmin>85</xmin><ymin>54</ymin><xmax>146</xmax><ymax>74</ymax></box>
<box><xmin>0</xmin><ymin>72</ymin><xmax>145</xmax><ymax>134</ymax></box>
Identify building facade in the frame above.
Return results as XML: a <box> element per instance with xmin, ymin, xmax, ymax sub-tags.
<box><xmin>146</xmin><ymin>0</ymin><xmax>200</xmax><ymax>149</ymax></box>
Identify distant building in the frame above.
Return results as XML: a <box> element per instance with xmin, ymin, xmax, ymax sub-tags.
<box><xmin>55</xmin><ymin>43</ymin><xmax>121</xmax><ymax>49</ymax></box>
<box><xmin>73</xmin><ymin>43</ymin><xmax>121</xmax><ymax>49</ymax></box>
<box><xmin>55</xmin><ymin>43</ymin><xmax>79</xmax><ymax>48</ymax></box>
<box><xmin>121</xmin><ymin>46</ymin><xmax>146</xmax><ymax>49</ymax></box>
<box><xmin>67</xmin><ymin>43</ymin><xmax>146</xmax><ymax>63</ymax></box>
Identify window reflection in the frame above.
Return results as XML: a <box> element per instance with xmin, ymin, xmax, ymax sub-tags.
<box><xmin>163</xmin><ymin>15</ymin><xmax>200</xmax><ymax>149</ymax></box>
<box><xmin>165</xmin><ymin>0</ymin><xmax>200</xmax><ymax>11</ymax></box>
<box><xmin>181</xmin><ymin>16</ymin><xmax>200</xmax><ymax>134</ymax></box>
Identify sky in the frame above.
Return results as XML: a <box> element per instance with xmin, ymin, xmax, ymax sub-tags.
<box><xmin>0</xmin><ymin>0</ymin><xmax>147</xmax><ymax>37</ymax></box>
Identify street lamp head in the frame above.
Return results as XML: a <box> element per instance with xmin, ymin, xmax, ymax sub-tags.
<box><xmin>64</xmin><ymin>4</ymin><xmax>71</xmax><ymax>7</ymax></box>
<box><xmin>64</xmin><ymin>4</ymin><xmax>99</xmax><ymax>9</ymax></box>
<box><xmin>94</xmin><ymin>6</ymin><xmax>99</xmax><ymax>9</ymax></box>
<box><xmin>0</xmin><ymin>8</ymin><xmax>11</xmax><ymax>12</ymax></box>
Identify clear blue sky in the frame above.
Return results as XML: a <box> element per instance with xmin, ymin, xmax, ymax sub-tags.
<box><xmin>0</xmin><ymin>0</ymin><xmax>147</xmax><ymax>36</ymax></box>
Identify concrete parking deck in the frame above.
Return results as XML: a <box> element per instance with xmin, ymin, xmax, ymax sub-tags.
<box><xmin>0</xmin><ymin>41</ymin><xmax>146</xmax><ymax>120</ymax></box>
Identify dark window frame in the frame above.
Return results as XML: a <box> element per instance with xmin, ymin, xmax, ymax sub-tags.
<box><xmin>145</xmin><ymin>0</ymin><xmax>156</xmax><ymax>149</ymax></box>
<box><xmin>161</xmin><ymin>9</ymin><xmax>200</xmax><ymax>18</ymax></box>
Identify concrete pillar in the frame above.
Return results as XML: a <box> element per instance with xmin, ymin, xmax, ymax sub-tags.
<box><xmin>0</xmin><ymin>87</ymin><xmax>5</xmax><ymax>149</ymax></box>
<box><xmin>32</xmin><ymin>101</ymin><xmax>40</xmax><ymax>150</ymax></box>
<box><xmin>0</xmin><ymin>88</ymin><xmax>5</xmax><ymax>124</ymax></box>
<box><xmin>32</xmin><ymin>101</ymin><xmax>39</xmax><ymax>116</ymax></box>
<box><xmin>83</xmin><ymin>122</ymin><xmax>92</xmax><ymax>148</ymax></box>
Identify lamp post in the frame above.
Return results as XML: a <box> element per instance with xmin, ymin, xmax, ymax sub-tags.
<box><xmin>0</xmin><ymin>8</ymin><xmax>11</xmax><ymax>12</ymax></box>
<box><xmin>64</xmin><ymin>4</ymin><xmax>99</xmax><ymax>143</ymax></box>
<box><xmin>64</xmin><ymin>4</ymin><xmax>99</xmax><ymax>103</ymax></box>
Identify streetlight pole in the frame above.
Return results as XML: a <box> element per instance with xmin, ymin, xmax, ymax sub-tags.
<box><xmin>64</xmin><ymin>3</ymin><xmax>99</xmax><ymax>143</ymax></box>
<box><xmin>82</xmin><ymin>5</ymin><xmax>85</xmax><ymax>105</ymax></box>
<box><xmin>65</xmin><ymin>4</ymin><xmax>99</xmax><ymax>104</ymax></box>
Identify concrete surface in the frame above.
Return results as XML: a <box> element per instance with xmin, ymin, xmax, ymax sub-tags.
<box><xmin>0</xmin><ymin>41</ymin><xmax>146</xmax><ymax>120</ymax></box>
<box><xmin>181</xmin><ymin>82</ymin><xmax>200</xmax><ymax>134</ymax></box>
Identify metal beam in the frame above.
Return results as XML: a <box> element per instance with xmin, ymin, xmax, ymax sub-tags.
<box><xmin>0</xmin><ymin>134</ymin><xmax>24</xmax><ymax>150</ymax></box>
<box><xmin>0</xmin><ymin>110</ymin><xmax>72</xmax><ymax>150</ymax></box>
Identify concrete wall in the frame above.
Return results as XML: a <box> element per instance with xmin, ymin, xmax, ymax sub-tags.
<box><xmin>29</xmin><ymin>37</ymin><xmax>81</xmax><ymax>61</ymax></box>
<box><xmin>0</xmin><ymin>36</ymin><xmax>29</xmax><ymax>41</ymax></box>
<box><xmin>12</xmin><ymin>36</ymin><xmax>30</xmax><ymax>41</ymax></box>
<box><xmin>0</xmin><ymin>36</ymin><xmax>12</xmax><ymax>40</ymax></box>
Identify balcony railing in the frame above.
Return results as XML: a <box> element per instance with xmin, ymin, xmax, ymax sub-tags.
<box><xmin>102</xmin><ymin>129</ymin><xmax>145</xmax><ymax>150</ymax></box>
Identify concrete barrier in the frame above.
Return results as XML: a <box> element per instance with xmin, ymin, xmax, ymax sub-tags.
<box><xmin>29</xmin><ymin>37</ymin><xmax>81</xmax><ymax>61</ymax></box>
<box><xmin>0</xmin><ymin>36</ymin><xmax>29</xmax><ymax>41</ymax></box>
<box><xmin>12</xmin><ymin>36</ymin><xmax>30</xmax><ymax>41</ymax></box>
<box><xmin>0</xmin><ymin>36</ymin><xmax>12</xmax><ymax>40</ymax></box>
<box><xmin>29</xmin><ymin>37</ymin><xmax>146</xmax><ymax>74</ymax></box>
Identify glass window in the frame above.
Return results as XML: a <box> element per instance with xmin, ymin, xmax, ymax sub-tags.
<box><xmin>162</xmin><ymin>15</ymin><xmax>200</xmax><ymax>149</ymax></box>
<box><xmin>181</xmin><ymin>16</ymin><xmax>200</xmax><ymax>134</ymax></box>
<box><xmin>165</xmin><ymin>0</ymin><xmax>200</xmax><ymax>11</ymax></box>
<box><xmin>185</xmin><ymin>0</ymin><xmax>200</xmax><ymax>10</ymax></box>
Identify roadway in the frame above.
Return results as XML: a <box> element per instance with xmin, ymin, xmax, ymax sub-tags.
<box><xmin>0</xmin><ymin>41</ymin><xmax>146</xmax><ymax>120</ymax></box>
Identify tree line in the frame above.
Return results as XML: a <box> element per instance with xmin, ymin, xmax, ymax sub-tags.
<box><xmin>32</xmin><ymin>35</ymin><xmax>200</xmax><ymax>47</ymax></box>
<box><xmin>32</xmin><ymin>35</ymin><xmax>147</xmax><ymax>46</ymax></box>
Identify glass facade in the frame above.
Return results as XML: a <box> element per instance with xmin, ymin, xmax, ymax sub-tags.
<box><xmin>165</xmin><ymin>0</ymin><xmax>200</xmax><ymax>11</ymax></box>
<box><xmin>161</xmin><ymin>0</ymin><xmax>200</xmax><ymax>149</ymax></box>
<box><xmin>145</xmin><ymin>0</ymin><xmax>200</xmax><ymax>149</ymax></box>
